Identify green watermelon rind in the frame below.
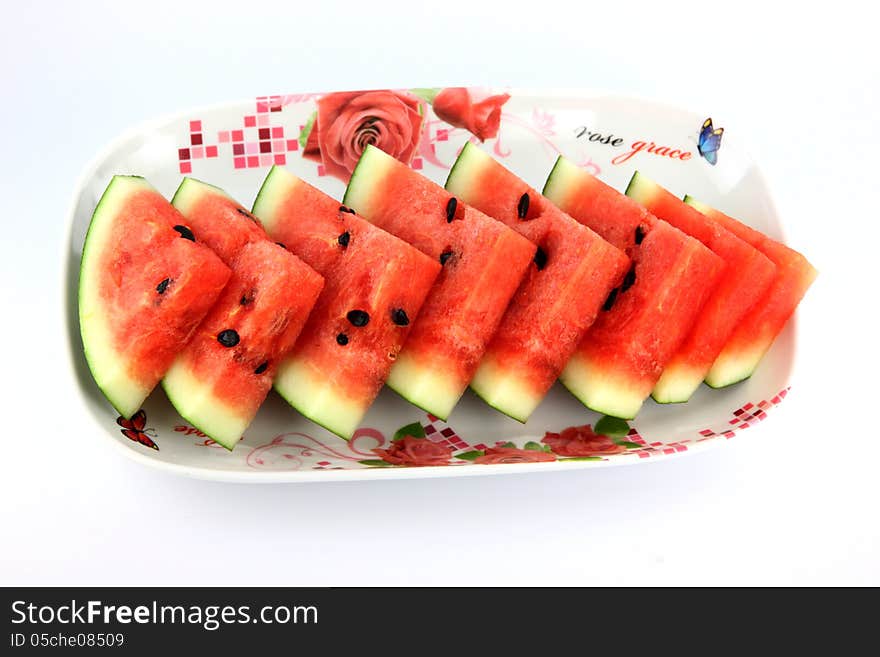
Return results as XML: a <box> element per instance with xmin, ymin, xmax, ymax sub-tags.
<box><xmin>272</xmin><ymin>359</ymin><xmax>367</xmax><ymax>440</ymax></box>
<box><xmin>161</xmin><ymin>364</ymin><xmax>244</xmax><ymax>451</ymax></box>
<box><xmin>251</xmin><ymin>165</ymin><xmax>288</xmax><ymax>232</ymax></box>
<box><xmin>650</xmin><ymin>370</ymin><xmax>705</xmax><ymax>404</ymax></box>
<box><xmin>78</xmin><ymin>175</ymin><xmax>156</xmax><ymax>419</ymax></box>
<box><xmin>541</xmin><ymin>155</ymin><xmax>577</xmax><ymax>205</ymax></box>
<box><xmin>622</xmin><ymin>170</ymin><xmax>650</xmax><ymax>204</ymax></box>
<box><xmin>341</xmin><ymin>144</ymin><xmax>395</xmax><ymax>218</ymax></box>
<box><xmin>169</xmin><ymin>176</ymin><xmax>231</xmax><ymax>214</ymax></box>
<box><xmin>558</xmin><ymin>360</ymin><xmax>645</xmax><ymax>420</ymax></box>
<box><xmin>468</xmin><ymin>371</ymin><xmax>535</xmax><ymax>424</ymax></box>
<box><xmin>443</xmin><ymin>140</ymin><xmax>482</xmax><ymax>198</ymax></box>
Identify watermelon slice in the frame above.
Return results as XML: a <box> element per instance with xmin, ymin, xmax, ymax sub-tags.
<box><xmin>683</xmin><ymin>196</ymin><xmax>817</xmax><ymax>387</ymax></box>
<box><xmin>163</xmin><ymin>179</ymin><xmax>324</xmax><ymax>449</ymax></box>
<box><xmin>343</xmin><ymin>144</ymin><xmax>535</xmax><ymax>420</ymax></box>
<box><xmin>445</xmin><ymin>143</ymin><xmax>629</xmax><ymax>421</ymax></box>
<box><xmin>625</xmin><ymin>172</ymin><xmax>777</xmax><ymax>402</ymax></box>
<box><xmin>543</xmin><ymin>157</ymin><xmax>724</xmax><ymax>418</ymax></box>
<box><xmin>252</xmin><ymin>167</ymin><xmax>441</xmax><ymax>438</ymax></box>
<box><xmin>78</xmin><ymin>176</ymin><xmax>231</xmax><ymax>419</ymax></box>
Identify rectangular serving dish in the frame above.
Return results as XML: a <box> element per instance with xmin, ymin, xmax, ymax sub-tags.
<box><xmin>63</xmin><ymin>88</ymin><xmax>799</xmax><ymax>482</ymax></box>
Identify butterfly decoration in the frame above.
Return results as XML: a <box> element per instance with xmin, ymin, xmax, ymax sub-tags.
<box><xmin>116</xmin><ymin>410</ymin><xmax>159</xmax><ymax>451</ymax></box>
<box><xmin>697</xmin><ymin>117</ymin><xmax>724</xmax><ymax>165</ymax></box>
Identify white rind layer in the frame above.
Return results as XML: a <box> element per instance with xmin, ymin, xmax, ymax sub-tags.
<box><xmin>251</xmin><ymin>165</ymin><xmax>301</xmax><ymax>232</ymax></box>
<box><xmin>161</xmin><ymin>360</ymin><xmax>249</xmax><ymax>450</ymax></box>
<box><xmin>652</xmin><ymin>363</ymin><xmax>704</xmax><ymax>404</ymax></box>
<box><xmin>560</xmin><ymin>355</ymin><xmax>647</xmax><ymax>420</ymax></box>
<box><xmin>273</xmin><ymin>357</ymin><xmax>367</xmax><ymax>440</ymax></box>
<box><xmin>470</xmin><ymin>358</ymin><xmax>542</xmax><ymax>424</ymax></box>
<box><xmin>541</xmin><ymin>156</ymin><xmax>582</xmax><ymax>208</ymax></box>
<box><xmin>169</xmin><ymin>176</ymin><xmax>230</xmax><ymax>216</ymax></box>
<box><xmin>706</xmin><ymin>346</ymin><xmax>766</xmax><ymax>388</ymax></box>
<box><xmin>386</xmin><ymin>352</ymin><xmax>464</xmax><ymax>422</ymax></box>
<box><xmin>341</xmin><ymin>145</ymin><xmax>397</xmax><ymax>217</ymax></box>
<box><xmin>444</xmin><ymin>141</ymin><xmax>490</xmax><ymax>199</ymax></box>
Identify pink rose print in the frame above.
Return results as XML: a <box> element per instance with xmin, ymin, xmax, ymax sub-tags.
<box><xmin>432</xmin><ymin>88</ymin><xmax>510</xmax><ymax>142</ymax></box>
<box><xmin>474</xmin><ymin>446</ymin><xmax>556</xmax><ymax>464</ymax></box>
<box><xmin>373</xmin><ymin>436</ymin><xmax>453</xmax><ymax>467</ymax></box>
<box><xmin>542</xmin><ymin>425</ymin><xmax>627</xmax><ymax>457</ymax></box>
<box><xmin>303</xmin><ymin>90</ymin><xmax>424</xmax><ymax>181</ymax></box>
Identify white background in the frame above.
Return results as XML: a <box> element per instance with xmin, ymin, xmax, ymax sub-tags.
<box><xmin>1</xmin><ymin>0</ymin><xmax>877</xmax><ymax>586</ymax></box>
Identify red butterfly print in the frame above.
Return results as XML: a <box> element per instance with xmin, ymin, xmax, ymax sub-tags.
<box><xmin>116</xmin><ymin>410</ymin><xmax>159</xmax><ymax>451</ymax></box>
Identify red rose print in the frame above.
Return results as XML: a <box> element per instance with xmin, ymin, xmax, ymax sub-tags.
<box><xmin>474</xmin><ymin>446</ymin><xmax>556</xmax><ymax>464</ymax></box>
<box><xmin>542</xmin><ymin>425</ymin><xmax>627</xmax><ymax>457</ymax></box>
<box><xmin>432</xmin><ymin>88</ymin><xmax>510</xmax><ymax>142</ymax></box>
<box><xmin>304</xmin><ymin>90</ymin><xmax>424</xmax><ymax>181</ymax></box>
<box><xmin>374</xmin><ymin>436</ymin><xmax>453</xmax><ymax>467</ymax></box>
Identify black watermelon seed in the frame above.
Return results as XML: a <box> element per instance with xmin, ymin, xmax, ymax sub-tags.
<box><xmin>217</xmin><ymin>329</ymin><xmax>240</xmax><ymax>348</ymax></box>
<box><xmin>339</xmin><ymin>205</ymin><xmax>355</xmax><ymax>214</ymax></box>
<box><xmin>347</xmin><ymin>310</ymin><xmax>370</xmax><ymax>327</ymax></box>
<box><xmin>254</xmin><ymin>361</ymin><xmax>269</xmax><ymax>375</ymax></box>
<box><xmin>517</xmin><ymin>193</ymin><xmax>530</xmax><ymax>219</ymax></box>
<box><xmin>173</xmin><ymin>225</ymin><xmax>195</xmax><ymax>241</ymax></box>
<box><xmin>621</xmin><ymin>265</ymin><xmax>637</xmax><ymax>292</ymax></box>
<box><xmin>336</xmin><ymin>333</ymin><xmax>349</xmax><ymax>346</ymax></box>
<box><xmin>635</xmin><ymin>225</ymin><xmax>646</xmax><ymax>245</ymax></box>
<box><xmin>439</xmin><ymin>250</ymin><xmax>453</xmax><ymax>265</ymax></box>
<box><xmin>240</xmin><ymin>291</ymin><xmax>254</xmax><ymax>306</ymax></box>
<box><xmin>391</xmin><ymin>308</ymin><xmax>409</xmax><ymax>326</ymax></box>
<box><xmin>156</xmin><ymin>278</ymin><xmax>172</xmax><ymax>294</ymax></box>
<box><xmin>533</xmin><ymin>247</ymin><xmax>548</xmax><ymax>271</ymax></box>
<box><xmin>236</xmin><ymin>207</ymin><xmax>258</xmax><ymax>223</ymax></box>
<box><xmin>446</xmin><ymin>197</ymin><xmax>457</xmax><ymax>223</ymax></box>
<box><xmin>275</xmin><ymin>242</ymin><xmax>286</xmax><ymax>249</ymax></box>
<box><xmin>337</xmin><ymin>231</ymin><xmax>351</xmax><ymax>247</ymax></box>
<box><xmin>602</xmin><ymin>287</ymin><xmax>619</xmax><ymax>312</ymax></box>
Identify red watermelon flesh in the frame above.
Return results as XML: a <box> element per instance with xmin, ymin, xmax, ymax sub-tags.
<box><xmin>543</xmin><ymin>157</ymin><xmax>724</xmax><ymax>418</ymax></box>
<box><xmin>163</xmin><ymin>179</ymin><xmax>324</xmax><ymax>449</ymax></box>
<box><xmin>252</xmin><ymin>167</ymin><xmax>441</xmax><ymax>439</ymax></box>
<box><xmin>683</xmin><ymin>196</ymin><xmax>817</xmax><ymax>387</ymax></box>
<box><xmin>445</xmin><ymin>143</ymin><xmax>629</xmax><ymax>421</ymax></box>
<box><xmin>625</xmin><ymin>172</ymin><xmax>777</xmax><ymax>402</ymax></box>
<box><xmin>343</xmin><ymin>144</ymin><xmax>535</xmax><ymax>420</ymax></box>
<box><xmin>78</xmin><ymin>176</ymin><xmax>231</xmax><ymax>419</ymax></box>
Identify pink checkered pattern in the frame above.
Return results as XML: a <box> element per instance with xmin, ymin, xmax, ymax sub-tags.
<box><xmin>422</xmin><ymin>414</ymin><xmax>469</xmax><ymax>451</ymax></box>
<box><xmin>177</xmin><ymin>97</ymin><xmax>305</xmax><ymax>175</ymax></box>
<box><xmin>619</xmin><ymin>427</ymin><xmax>680</xmax><ymax>460</ymax></box>
<box><xmin>255</xmin><ymin>95</ymin><xmax>286</xmax><ymax>114</ymax></box>
<box><xmin>227</xmin><ymin>109</ymin><xmax>298</xmax><ymax>170</ymax></box>
<box><xmin>177</xmin><ymin>119</ymin><xmax>220</xmax><ymax>174</ymax></box>
<box><xmin>696</xmin><ymin>387</ymin><xmax>790</xmax><ymax>442</ymax></box>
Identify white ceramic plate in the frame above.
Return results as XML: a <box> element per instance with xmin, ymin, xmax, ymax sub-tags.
<box><xmin>63</xmin><ymin>88</ymin><xmax>799</xmax><ymax>482</ymax></box>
